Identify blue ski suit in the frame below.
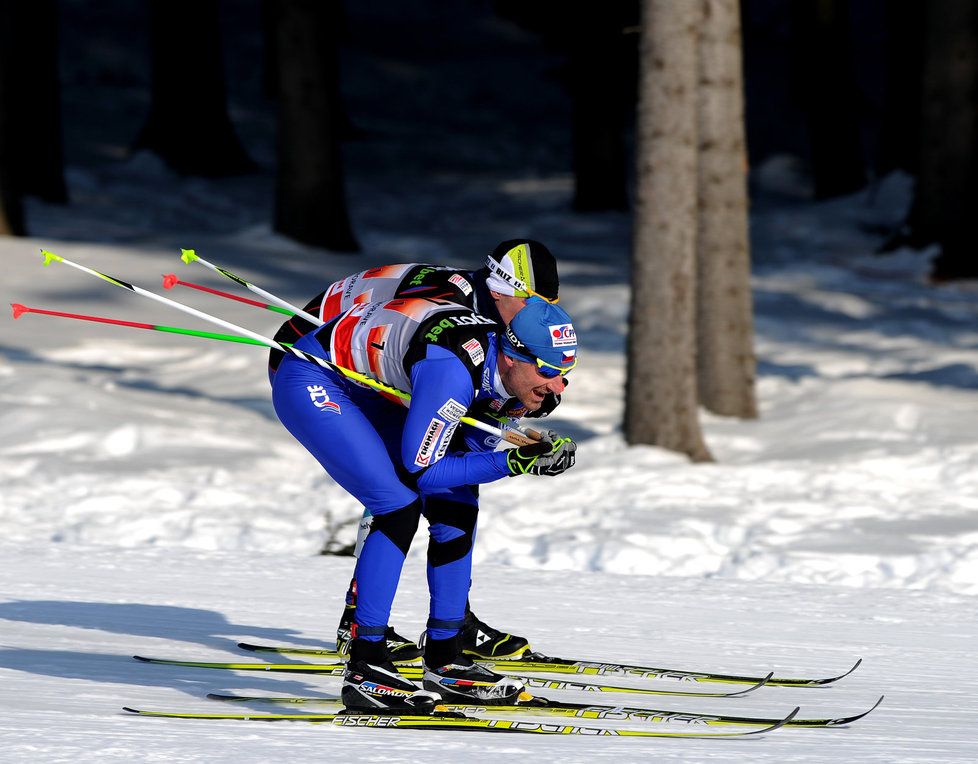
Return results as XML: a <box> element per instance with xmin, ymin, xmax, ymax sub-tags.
<box><xmin>271</xmin><ymin>296</ymin><xmax>516</xmax><ymax>642</ymax></box>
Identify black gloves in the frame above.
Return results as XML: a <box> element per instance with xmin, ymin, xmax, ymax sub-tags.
<box><xmin>506</xmin><ymin>433</ymin><xmax>577</xmax><ymax>477</ymax></box>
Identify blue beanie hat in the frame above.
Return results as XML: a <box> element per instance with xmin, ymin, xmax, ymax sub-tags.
<box><xmin>501</xmin><ymin>296</ymin><xmax>578</xmax><ymax>373</ymax></box>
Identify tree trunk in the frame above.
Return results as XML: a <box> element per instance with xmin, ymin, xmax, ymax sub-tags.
<box><xmin>270</xmin><ymin>0</ymin><xmax>359</xmax><ymax>251</ymax></box>
<box><xmin>791</xmin><ymin>0</ymin><xmax>866</xmax><ymax>199</ymax></box>
<box><xmin>696</xmin><ymin>0</ymin><xmax>757</xmax><ymax>419</ymax></box>
<box><xmin>134</xmin><ymin>0</ymin><xmax>254</xmax><ymax>176</ymax></box>
<box><xmin>0</xmin><ymin>1</ymin><xmax>65</xmax><ymax>234</ymax></box>
<box><xmin>12</xmin><ymin>1</ymin><xmax>67</xmax><ymax>203</ymax></box>
<box><xmin>876</xmin><ymin>0</ymin><xmax>923</xmax><ymax>178</ymax></box>
<box><xmin>0</xmin><ymin>2</ymin><xmax>22</xmax><ymax>235</ymax></box>
<box><xmin>914</xmin><ymin>0</ymin><xmax>978</xmax><ymax>279</ymax></box>
<box><xmin>626</xmin><ymin>0</ymin><xmax>712</xmax><ymax>462</ymax></box>
<box><xmin>567</xmin><ymin>9</ymin><xmax>632</xmax><ymax>212</ymax></box>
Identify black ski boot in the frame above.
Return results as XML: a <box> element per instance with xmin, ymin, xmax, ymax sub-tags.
<box><xmin>458</xmin><ymin>609</ymin><xmax>529</xmax><ymax>660</ymax></box>
<box><xmin>337</xmin><ymin>603</ymin><xmax>423</xmax><ymax>662</ymax></box>
<box><xmin>341</xmin><ymin>637</ymin><xmax>439</xmax><ymax>713</ymax></box>
<box><xmin>422</xmin><ymin>634</ymin><xmax>525</xmax><ymax>705</ymax></box>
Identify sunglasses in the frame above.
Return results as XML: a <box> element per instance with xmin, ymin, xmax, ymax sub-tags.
<box><xmin>530</xmin><ymin>354</ymin><xmax>576</xmax><ymax>378</ymax></box>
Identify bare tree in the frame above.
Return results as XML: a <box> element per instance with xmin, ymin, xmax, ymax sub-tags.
<box><xmin>916</xmin><ymin>0</ymin><xmax>978</xmax><ymax>280</ymax></box>
<box><xmin>134</xmin><ymin>0</ymin><xmax>254</xmax><ymax>176</ymax></box>
<box><xmin>567</xmin><ymin>8</ymin><xmax>635</xmax><ymax>212</ymax></box>
<box><xmin>0</xmin><ymin>2</ymin><xmax>24</xmax><ymax>235</ymax></box>
<box><xmin>268</xmin><ymin>0</ymin><xmax>359</xmax><ymax>251</ymax></box>
<box><xmin>791</xmin><ymin>0</ymin><xmax>866</xmax><ymax>199</ymax></box>
<box><xmin>626</xmin><ymin>0</ymin><xmax>713</xmax><ymax>462</ymax></box>
<box><xmin>0</xmin><ymin>1</ymin><xmax>66</xmax><ymax>235</ymax></box>
<box><xmin>696</xmin><ymin>0</ymin><xmax>757</xmax><ymax>419</ymax></box>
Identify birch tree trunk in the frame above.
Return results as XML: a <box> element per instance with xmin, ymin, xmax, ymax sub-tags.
<box><xmin>626</xmin><ymin>0</ymin><xmax>712</xmax><ymax>462</ymax></box>
<box><xmin>696</xmin><ymin>0</ymin><xmax>757</xmax><ymax>418</ymax></box>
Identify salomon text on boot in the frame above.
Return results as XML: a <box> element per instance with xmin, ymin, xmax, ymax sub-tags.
<box><xmin>342</xmin><ymin>637</ymin><xmax>439</xmax><ymax>713</ymax></box>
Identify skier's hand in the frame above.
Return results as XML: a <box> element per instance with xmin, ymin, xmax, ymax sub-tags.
<box><xmin>525</xmin><ymin>378</ymin><xmax>567</xmax><ymax>419</ymax></box>
<box><xmin>506</xmin><ymin>435</ymin><xmax>576</xmax><ymax>476</ymax></box>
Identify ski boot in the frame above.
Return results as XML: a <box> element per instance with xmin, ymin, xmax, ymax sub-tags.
<box><xmin>337</xmin><ymin>603</ymin><xmax>423</xmax><ymax>662</ymax></box>
<box><xmin>458</xmin><ymin>609</ymin><xmax>529</xmax><ymax>660</ymax></box>
<box><xmin>341</xmin><ymin>637</ymin><xmax>439</xmax><ymax>713</ymax></box>
<box><xmin>422</xmin><ymin>633</ymin><xmax>525</xmax><ymax>705</ymax></box>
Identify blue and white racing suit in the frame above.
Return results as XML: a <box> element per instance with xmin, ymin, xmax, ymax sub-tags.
<box><xmin>271</xmin><ymin>296</ymin><xmax>514</xmax><ymax>641</ymax></box>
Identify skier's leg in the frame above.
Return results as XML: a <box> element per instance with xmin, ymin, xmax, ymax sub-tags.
<box><xmin>423</xmin><ymin>486</ymin><xmax>479</xmax><ymax>642</ymax></box>
<box><xmin>271</xmin><ymin>358</ymin><xmax>417</xmax><ymax>642</ymax></box>
<box><xmin>418</xmin><ymin>485</ymin><xmax>523</xmax><ymax>704</ymax></box>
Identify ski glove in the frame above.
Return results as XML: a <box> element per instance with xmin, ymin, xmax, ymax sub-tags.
<box><xmin>506</xmin><ymin>435</ymin><xmax>577</xmax><ymax>477</ymax></box>
<box><xmin>525</xmin><ymin>378</ymin><xmax>567</xmax><ymax>419</ymax></box>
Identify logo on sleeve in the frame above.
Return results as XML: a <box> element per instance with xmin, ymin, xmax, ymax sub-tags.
<box><xmin>434</xmin><ymin>420</ymin><xmax>459</xmax><ymax>462</ymax></box>
<box><xmin>461</xmin><ymin>338</ymin><xmax>485</xmax><ymax>366</ymax></box>
<box><xmin>438</xmin><ymin>398</ymin><xmax>467</xmax><ymax>422</ymax></box>
<box><xmin>414</xmin><ymin>418</ymin><xmax>446</xmax><ymax>466</ymax></box>
<box><xmin>449</xmin><ymin>274</ymin><xmax>473</xmax><ymax>296</ymax></box>
<box><xmin>549</xmin><ymin>324</ymin><xmax>576</xmax><ymax>347</ymax></box>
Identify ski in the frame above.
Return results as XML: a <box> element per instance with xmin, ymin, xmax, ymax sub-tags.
<box><xmin>132</xmin><ymin>656</ymin><xmax>769</xmax><ymax>698</ymax></box>
<box><xmin>235</xmin><ymin>642</ymin><xmax>861</xmax><ymax>688</ymax></box>
<box><xmin>205</xmin><ymin>691</ymin><xmax>884</xmax><ymax>728</ymax></box>
<box><xmin>122</xmin><ymin>705</ymin><xmax>798</xmax><ymax>737</ymax></box>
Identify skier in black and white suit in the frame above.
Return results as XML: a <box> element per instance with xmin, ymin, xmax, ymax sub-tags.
<box><xmin>268</xmin><ymin>240</ymin><xmax>566</xmax><ymax>661</ymax></box>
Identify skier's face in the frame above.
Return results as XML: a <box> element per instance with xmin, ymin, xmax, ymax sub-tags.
<box><xmin>498</xmin><ymin>352</ymin><xmax>566</xmax><ymax>410</ymax></box>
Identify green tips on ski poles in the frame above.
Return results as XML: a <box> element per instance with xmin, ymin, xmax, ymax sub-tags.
<box><xmin>40</xmin><ymin>249</ymin><xmax>64</xmax><ymax>266</ymax></box>
<box><xmin>180</xmin><ymin>249</ymin><xmax>199</xmax><ymax>264</ymax></box>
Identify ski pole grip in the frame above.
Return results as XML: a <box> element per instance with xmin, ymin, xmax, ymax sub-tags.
<box><xmin>500</xmin><ymin>429</ymin><xmax>539</xmax><ymax>447</ymax></box>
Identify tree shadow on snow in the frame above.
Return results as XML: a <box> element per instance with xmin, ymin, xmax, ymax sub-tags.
<box><xmin>0</xmin><ymin>600</ymin><xmax>332</xmax><ymax>651</ymax></box>
<box><xmin>0</xmin><ymin>647</ymin><xmax>336</xmax><ymax>701</ymax></box>
<box><xmin>0</xmin><ymin>600</ymin><xmax>345</xmax><ymax>701</ymax></box>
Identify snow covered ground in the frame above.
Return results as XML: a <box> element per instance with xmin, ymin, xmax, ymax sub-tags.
<box><xmin>2</xmin><ymin>167</ymin><xmax>977</xmax><ymax>761</ymax></box>
<box><xmin>1</xmin><ymin>543</ymin><xmax>974</xmax><ymax>762</ymax></box>
<box><xmin>4</xmin><ymin>173</ymin><xmax>977</xmax><ymax>597</ymax></box>
<box><xmin>2</xmin><ymin>4</ymin><xmax>978</xmax><ymax>757</ymax></box>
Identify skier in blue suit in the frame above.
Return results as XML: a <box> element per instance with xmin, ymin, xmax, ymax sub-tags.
<box><xmin>271</xmin><ymin>294</ymin><xmax>579</xmax><ymax>711</ymax></box>
<box><xmin>270</xmin><ymin>240</ymin><xmax>566</xmax><ymax>662</ymax></box>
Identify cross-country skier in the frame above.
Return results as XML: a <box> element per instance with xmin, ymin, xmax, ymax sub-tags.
<box><xmin>269</xmin><ymin>240</ymin><xmax>564</xmax><ymax>663</ymax></box>
<box><xmin>270</xmin><ymin>293</ymin><xmax>579</xmax><ymax>711</ymax></box>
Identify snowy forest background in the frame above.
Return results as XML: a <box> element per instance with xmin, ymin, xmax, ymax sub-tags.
<box><xmin>1</xmin><ymin>1</ymin><xmax>977</xmax><ymax>761</ymax></box>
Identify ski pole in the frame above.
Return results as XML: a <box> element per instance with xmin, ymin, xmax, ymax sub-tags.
<box><xmin>35</xmin><ymin>250</ymin><xmax>538</xmax><ymax>447</ymax></box>
<box><xmin>179</xmin><ymin>248</ymin><xmax>322</xmax><ymax>325</ymax></box>
<box><xmin>10</xmin><ymin>303</ymin><xmax>278</xmax><ymax>347</ymax></box>
<box><xmin>12</xmin><ymin>302</ymin><xmax>540</xmax><ymax>447</ymax></box>
<box><xmin>161</xmin><ymin>274</ymin><xmax>293</xmax><ymax>316</ymax></box>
